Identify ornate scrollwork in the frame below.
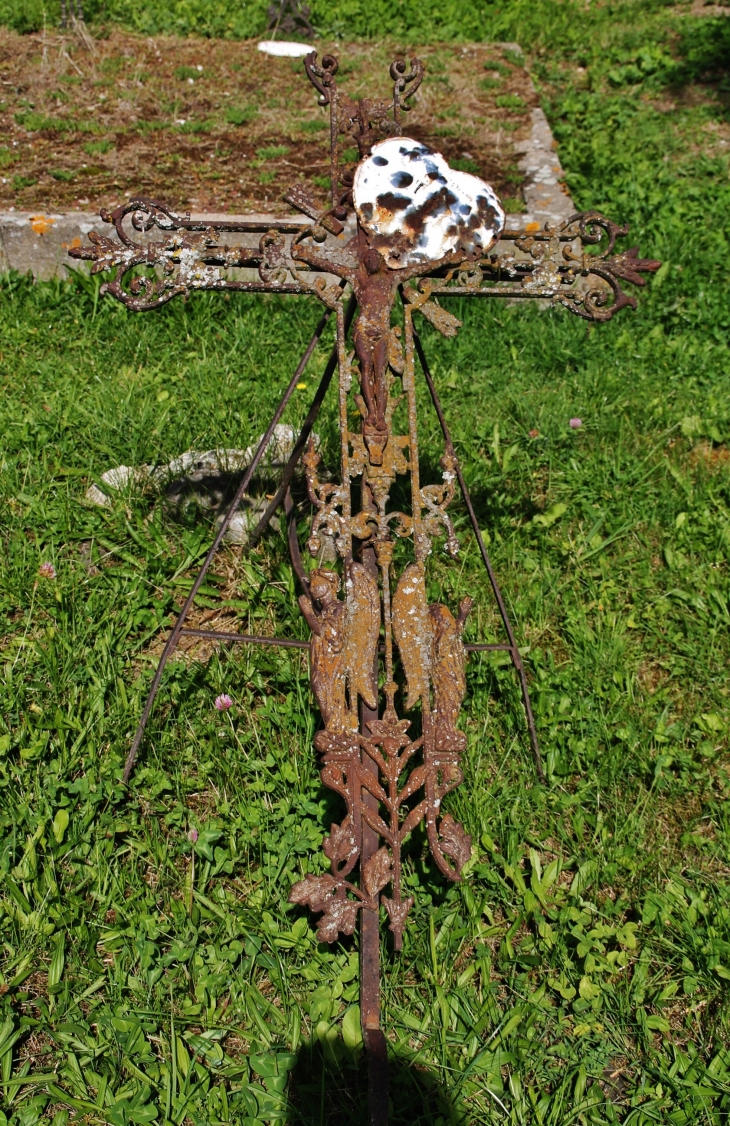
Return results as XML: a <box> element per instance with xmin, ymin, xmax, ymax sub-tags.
<box><xmin>69</xmin><ymin>226</ymin><xmax>228</xmax><ymax>311</ymax></box>
<box><xmin>68</xmin><ymin>201</ymin><xmax>322</xmax><ymax>311</ymax></box>
<box><xmin>99</xmin><ymin>197</ymin><xmax>184</xmax><ymax>244</ymax></box>
<box><xmin>423</xmin><ymin>210</ymin><xmax>660</xmax><ymax>321</ymax></box>
<box><xmin>420</xmin><ymin>445</ymin><xmax>460</xmax><ymax>555</ymax></box>
<box><xmin>258</xmin><ymin>230</ymin><xmax>291</xmax><ymax>287</ymax></box>
<box><xmin>304</xmin><ymin>51</ymin><xmax>338</xmax><ymax>106</ymax></box>
<box><xmin>303</xmin><ymin>440</ymin><xmax>351</xmax><ymax>555</ymax></box>
<box><xmin>391</xmin><ymin>57</ymin><xmax>425</xmax><ymax>124</ymax></box>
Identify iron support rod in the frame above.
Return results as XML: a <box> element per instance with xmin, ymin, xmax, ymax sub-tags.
<box><xmin>122</xmin><ymin>292</ymin><xmax>343</xmax><ymax>784</ymax></box>
<box><xmin>409</xmin><ymin>317</ymin><xmax>545</xmax><ymax>784</ymax></box>
<box><xmin>284</xmin><ymin>486</ymin><xmax>310</xmax><ymax>597</ymax></box>
<box><xmin>247</xmin><ymin>292</ymin><xmax>358</xmax><ymax>548</ymax></box>
<box><xmin>179</xmin><ymin>629</ymin><xmax>310</xmax><ymax>648</ymax></box>
<box><xmin>179</xmin><ymin>628</ymin><xmax>509</xmax><ymax>654</ymax></box>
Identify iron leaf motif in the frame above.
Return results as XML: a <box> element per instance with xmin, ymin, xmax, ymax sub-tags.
<box><xmin>361</xmin><ymin>847</ymin><xmax>392</xmax><ymax>898</ymax></box>
<box><xmin>323</xmin><ymin>816</ymin><xmax>358</xmax><ymax>867</ymax></box>
<box><xmin>288</xmin><ymin>873</ymin><xmax>337</xmax><ymax>913</ymax></box>
<box><xmin>316</xmin><ymin>899</ymin><xmax>361</xmax><ymax>943</ymax></box>
<box><xmin>382</xmin><ymin>895</ymin><xmax>415</xmax><ymax>935</ymax></box>
<box><xmin>437</xmin><ymin>814</ymin><xmax>472</xmax><ymax>875</ymax></box>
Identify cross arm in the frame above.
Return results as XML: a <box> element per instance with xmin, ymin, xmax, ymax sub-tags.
<box><xmin>419</xmin><ymin>211</ymin><xmax>661</xmax><ymax>322</ymax></box>
<box><xmin>67</xmin><ymin>195</ymin><xmax>341</xmax><ymax>312</ymax></box>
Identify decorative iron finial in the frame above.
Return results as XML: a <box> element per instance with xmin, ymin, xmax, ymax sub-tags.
<box><xmin>266</xmin><ymin>0</ymin><xmax>314</xmax><ymax>39</ymax></box>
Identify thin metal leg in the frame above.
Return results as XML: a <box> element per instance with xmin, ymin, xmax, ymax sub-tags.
<box><xmin>122</xmin><ymin>298</ymin><xmax>341</xmax><ymax>783</ymax></box>
<box><xmin>248</xmin><ymin>293</ymin><xmax>358</xmax><ymax>548</ymax></box>
<box><xmin>284</xmin><ymin>487</ymin><xmax>309</xmax><ymax>596</ymax></box>
<box><xmin>410</xmin><ymin>322</ymin><xmax>545</xmax><ymax>784</ymax></box>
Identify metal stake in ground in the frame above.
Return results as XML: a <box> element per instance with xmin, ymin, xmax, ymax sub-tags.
<box><xmin>69</xmin><ymin>50</ymin><xmax>659</xmax><ymax>1125</ymax></box>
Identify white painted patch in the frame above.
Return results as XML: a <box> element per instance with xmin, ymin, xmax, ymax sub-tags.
<box><xmin>257</xmin><ymin>40</ymin><xmax>312</xmax><ymax>57</ymax></box>
<box><xmin>353</xmin><ymin>137</ymin><xmax>505</xmax><ymax>269</ymax></box>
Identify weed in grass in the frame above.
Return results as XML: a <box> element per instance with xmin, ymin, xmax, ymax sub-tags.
<box><xmin>256</xmin><ymin>145</ymin><xmax>290</xmax><ymax>162</ymax></box>
<box><xmin>178</xmin><ymin>119</ymin><xmax>215</xmax><ymax>135</ymax></box>
<box><xmin>136</xmin><ymin>120</ymin><xmax>170</xmax><ymax>133</ymax></box>
<box><xmin>83</xmin><ymin>140</ymin><xmax>114</xmax><ymax>156</ymax></box>
<box><xmin>495</xmin><ymin>93</ymin><xmax>528</xmax><ymax>111</ymax></box>
<box><xmin>297</xmin><ymin>117</ymin><xmax>327</xmax><ymax>133</ymax></box>
<box><xmin>502</xmin><ymin>47</ymin><xmax>525</xmax><ymax>66</ymax></box>
<box><xmin>225</xmin><ymin>104</ymin><xmax>258</xmax><ymax>126</ymax></box>
<box><xmin>14</xmin><ymin>111</ymin><xmax>63</xmax><ymax>132</ymax></box>
<box><xmin>451</xmin><ymin>156</ymin><xmax>480</xmax><ymax>174</ymax></box>
<box><xmin>48</xmin><ymin>170</ymin><xmax>75</xmax><ymax>182</ymax></box>
<box><xmin>485</xmin><ymin>59</ymin><xmax>513</xmax><ymax>77</ymax></box>
<box><xmin>14</xmin><ymin>111</ymin><xmax>100</xmax><ymax>135</ymax></box>
<box><xmin>99</xmin><ymin>55</ymin><xmax>124</xmax><ymax>76</ymax></box>
<box><xmin>174</xmin><ymin>64</ymin><xmax>203</xmax><ymax>82</ymax></box>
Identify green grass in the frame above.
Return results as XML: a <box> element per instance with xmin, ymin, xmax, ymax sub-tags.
<box><xmin>494</xmin><ymin>94</ymin><xmax>527</xmax><ymax>111</ymax></box>
<box><xmin>225</xmin><ymin>106</ymin><xmax>258</xmax><ymax>128</ymax></box>
<box><xmin>255</xmin><ymin>146</ymin><xmax>290</xmax><ymax>162</ymax></box>
<box><xmin>174</xmin><ymin>66</ymin><xmax>203</xmax><ymax>82</ymax></box>
<box><xmin>1</xmin><ymin>2</ymin><xmax>730</xmax><ymax>1124</ymax></box>
<box><xmin>296</xmin><ymin>119</ymin><xmax>327</xmax><ymax>135</ymax></box>
<box><xmin>84</xmin><ymin>141</ymin><xmax>115</xmax><ymax>157</ymax></box>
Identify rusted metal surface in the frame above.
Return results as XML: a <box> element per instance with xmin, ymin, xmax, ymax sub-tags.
<box><xmin>267</xmin><ymin>0</ymin><xmax>314</xmax><ymax>39</ymax></box>
<box><xmin>408</xmin><ymin>313</ymin><xmax>546</xmax><ymax>783</ymax></box>
<box><xmin>59</xmin><ymin>0</ymin><xmax>84</xmax><ymax>30</ymax></box>
<box><xmin>68</xmin><ymin>51</ymin><xmax>660</xmax><ymax>1125</ymax></box>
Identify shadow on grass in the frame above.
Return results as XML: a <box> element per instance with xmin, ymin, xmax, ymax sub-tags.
<box><xmin>287</xmin><ymin>1036</ymin><xmax>459</xmax><ymax>1126</ymax></box>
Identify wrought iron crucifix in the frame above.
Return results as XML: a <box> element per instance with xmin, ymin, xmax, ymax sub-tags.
<box><xmin>69</xmin><ymin>51</ymin><xmax>659</xmax><ymax>1124</ymax></box>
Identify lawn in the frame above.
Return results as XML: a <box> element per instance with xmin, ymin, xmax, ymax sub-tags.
<box><xmin>0</xmin><ymin>2</ymin><xmax>729</xmax><ymax>1124</ymax></box>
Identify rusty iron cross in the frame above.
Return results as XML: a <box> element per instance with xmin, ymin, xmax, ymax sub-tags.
<box><xmin>70</xmin><ymin>52</ymin><xmax>659</xmax><ymax>1125</ymax></box>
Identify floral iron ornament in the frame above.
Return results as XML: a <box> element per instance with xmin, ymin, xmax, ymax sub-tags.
<box><xmin>68</xmin><ymin>51</ymin><xmax>660</xmax><ymax>1126</ymax></box>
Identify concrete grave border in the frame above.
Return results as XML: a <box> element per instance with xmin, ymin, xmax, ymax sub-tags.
<box><xmin>0</xmin><ymin>99</ymin><xmax>575</xmax><ymax>280</ymax></box>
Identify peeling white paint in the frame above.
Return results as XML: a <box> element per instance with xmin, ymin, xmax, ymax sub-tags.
<box><xmin>353</xmin><ymin>138</ymin><xmax>505</xmax><ymax>269</ymax></box>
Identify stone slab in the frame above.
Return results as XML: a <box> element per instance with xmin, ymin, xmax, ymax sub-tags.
<box><xmin>0</xmin><ymin>210</ymin><xmax>314</xmax><ymax>280</ymax></box>
<box><xmin>515</xmin><ymin>107</ymin><xmax>575</xmax><ymax>232</ymax></box>
<box><xmin>0</xmin><ymin>91</ymin><xmax>577</xmax><ymax>280</ymax></box>
<box><xmin>0</xmin><ymin>185</ymin><xmax>575</xmax><ymax>283</ymax></box>
<box><xmin>0</xmin><ymin>210</ymin><xmax>103</xmax><ymax>280</ymax></box>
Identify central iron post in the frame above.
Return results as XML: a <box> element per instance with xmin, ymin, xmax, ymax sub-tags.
<box><xmin>359</xmin><ymin>490</ymin><xmax>389</xmax><ymax>1124</ymax></box>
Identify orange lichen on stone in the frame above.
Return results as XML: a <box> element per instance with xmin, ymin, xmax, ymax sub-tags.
<box><xmin>29</xmin><ymin>215</ymin><xmax>56</xmax><ymax>236</ymax></box>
